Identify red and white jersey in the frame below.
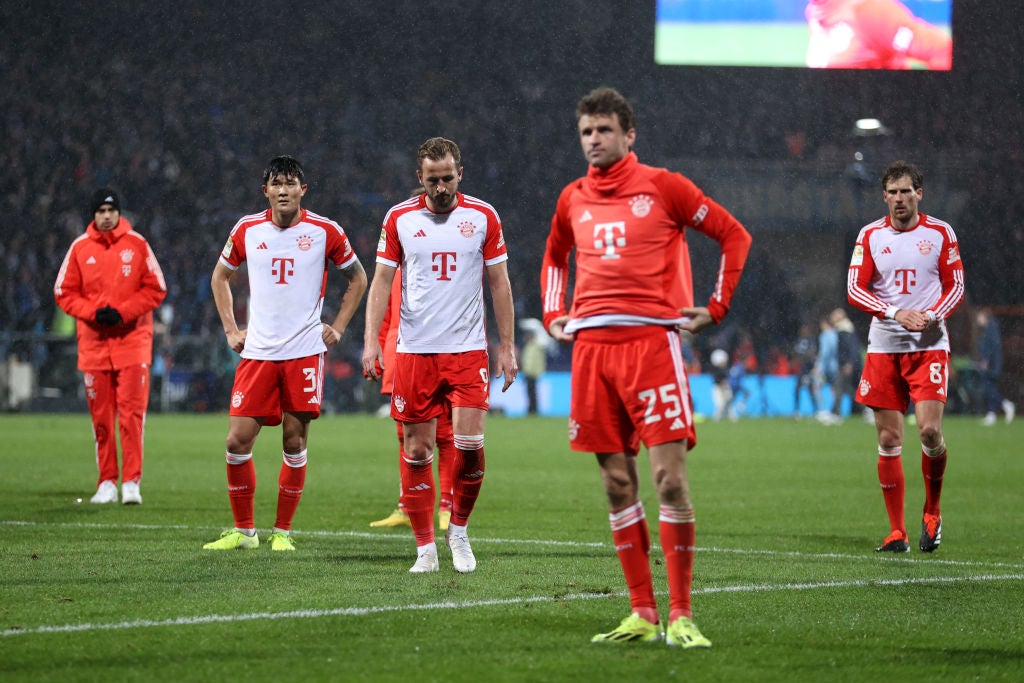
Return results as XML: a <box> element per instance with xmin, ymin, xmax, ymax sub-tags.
<box><xmin>541</xmin><ymin>151</ymin><xmax>751</xmax><ymax>334</ymax></box>
<box><xmin>376</xmin><ymin>192</ymin><xmax>507</xmax><ymax>353</ymax></box>
<box><xmin>219</xmin><ymin>208</ymin><xmax>359</xmax><ymax>360</ymax></box>
<box><xmin>847</xmin><ymin>213</ymin><xmax>964</xmax><ymax>353</ymax></box>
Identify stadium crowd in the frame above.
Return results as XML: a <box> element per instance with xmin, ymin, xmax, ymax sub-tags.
<box><xmin>2</xmin><ymin>2</ymin><xmax>1021</xmax><ymax>411</ymax></box>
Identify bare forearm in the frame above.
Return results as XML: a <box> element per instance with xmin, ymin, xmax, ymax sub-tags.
<box><xmin>363</xmin><ymin>266</ymin><xmax>395</xmax><ymax>345</ymax></box>
<box><xmin>488</xmin><ymin>268</ymin><xmax>516</xmax><ymax>349</ymax></box>
<box><xmin>360</xmin><ymin>264</ymin><xmax>395</xmax><ymax>380</ymax></box>
<box><xmin>211</xmin><ymin>274</ymin><xmax>238</xmax><ymax>335</ymax></box>
<box><xmin>329</xmin><ymin>261</ymin><xmax>368</xmax><ymax>336</ymax></box>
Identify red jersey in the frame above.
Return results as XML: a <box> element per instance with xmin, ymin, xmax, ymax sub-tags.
<box><xmin>541</xmin><ymin>152</ymin><xmax>751</xmax><ymax>333</ymax></box>
<box><xmin>54</xmin><ymin>217</ymin><xmax>167</xmax><ymax>371</ymax></box>
<box><xmin>377</xmin><ymin>268</ymin><xmax>403</xmax><ymax>394</ymax></box>
<box><xmin>847</xmin><ymin>213</ymin><xmax>964</xmax><ymax>353</ymax></box>
<box><xmin>805</xmin><ymin>0</ymin><xmax>952</xmax><ymax>70</ymax></box>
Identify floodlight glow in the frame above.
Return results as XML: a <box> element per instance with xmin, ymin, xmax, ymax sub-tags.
<box><xmin>855</xmin><ymin>119</ymin><xmax>883</xmax><ymax>131</ymax></box>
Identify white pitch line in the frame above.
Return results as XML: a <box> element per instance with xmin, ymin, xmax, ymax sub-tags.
<box><xmin>3</xmin><ymin>574</ymin><xmax>1022</xmax><ymax>639</ymax></box>
<box><xmin>4</xmin><ymin>519</ymin><xmax>1023</xmax><ymax>570</ymax></box>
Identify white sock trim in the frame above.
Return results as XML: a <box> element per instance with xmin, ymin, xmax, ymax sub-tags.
<box><xmin>283</xmin><ymin>449</ymin><xmax>308</xmax><ymax>468</ymax></box>
<box><xmin>226</xmin><ymin>451</ymin><xmax>253</xmax><ymax>465</ymax></box>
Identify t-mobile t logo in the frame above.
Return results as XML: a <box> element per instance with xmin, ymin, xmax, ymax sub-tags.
<box><xmin>893</xmin><ymin>268</ymin><xmax>916</xmax><ymax>294</ymax></box>
<box><xmin>271</xmin><ymin>257</ymin><xmax>295</xmax><ymax>284</ymax></box>
<box><xmin>432</xmin><ymin>252</ymin><xmax>457</xmax><ymax>280</ymax></box>
<box><xmin>593</xmin><ymin>221</ymin><xmax>626</xmax><ymax>259</ymax></box>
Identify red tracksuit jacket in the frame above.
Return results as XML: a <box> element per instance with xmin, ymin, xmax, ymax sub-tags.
<box><xmin>54</xmin><ymin>217</ymin><xmax>167</xmax><ymax>371</ymax></box>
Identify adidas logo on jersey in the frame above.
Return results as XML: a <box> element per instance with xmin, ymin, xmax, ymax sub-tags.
<box><xmin>880</xmin><ymin>246</ymin><xmax>892</xmax><ymax>255</ymax></box>
<box><xmin>670</xmin><ymin>417</ymin><xmax>686</xmax><ymax>430</ymax></box>
<box><xmin>257</xmin><ymin>242</ymin><xmax>269</xmax><ymax>250</ymax></box>
<box><xmin>407</xmin><ymin>483</ymin><xmax>432</xmax><ymax>492</ymax></box>
<box><xmin>86</xmin><ymin>256</ymin><xmax>96</xmax><ymax>264</ymax></box>
<box><xmin>579</xmin><ymin>210</ymin><xmax>593</xmax><ymax>222</ymax></box>
<box><xmin>413</xmin><ymin>229</ymin><xmax>427</xmax><ymax>237</ymax></box>
<box><xmin>307</xmin><ymin>396</ymin><xmax>320</xmax><ymax>404</ymax></box>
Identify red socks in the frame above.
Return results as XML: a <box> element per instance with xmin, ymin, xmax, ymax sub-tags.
<box><xmin>660</xmin><ymin>505</ymin><xmax>696</xmax><ymax>622</ymax></box>
<box><xmin>274</xmin><ymin>450</ymin><xmax>307</xmax><ymax>531</ymax></box>
<box><xmin>451</xmin><ymin>435</ymin><xmax>485</xmax><ymax>527</ymax></box>
<box><xmin>609</xmin><ymin>502</ymin><xmax>657</xmax><ymax>623</ymax></box>
<box><xmin>921</xmin><ymin>443</ymin><xmax>947</xmax><ymax>516</ymax></box>
<box><xmin>401</xmin><ymin>454</ymin><xmax>436</xmax><ymax>546</ymax></box>
<box><xmin>437</xmin><ymin>416</ymin><xmax>456</xmax><ymax>511</ymax></box>
<box><xmin>877</xmin><ymin>447</ymin><xmax>906</xmax><ymax>536</ymax></box>
<box><xmin>225</xmin><ymin>453</ymin><xmax>256</xmax><ymax>530</ymax></box>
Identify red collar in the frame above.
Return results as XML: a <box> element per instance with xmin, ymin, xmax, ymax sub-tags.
<box><xmin>87</xmin><ymin>216</ymin><xmax>132</xmax><ymax>243</ymax></box>
<box><xmin>585</xmin><ymin>151</ymin><xmax>639</xmax><ymax>195</ymax></box>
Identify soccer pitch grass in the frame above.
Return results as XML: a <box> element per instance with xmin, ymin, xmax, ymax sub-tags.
<box><xmin>2</xmin><ymin>413</ymin><xmax>1022</xmax><ymax>682</ymax></box>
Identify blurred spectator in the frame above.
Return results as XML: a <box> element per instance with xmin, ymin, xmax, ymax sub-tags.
<box><xmin>975</xmin><ymin>308</ymin><xmax>1015</xmax><ymax>425</ymax></box>
<box><xmin>830</xmin><ymin>307</ymin><xmax>864</xmax><ymax>421</ymax></box>
<box><xmin>792</xmin><ymin>322</ymin><xmax>820</xmax><ymax>418</ymax></box>
<box><xmin>520</xmin><ymin>330</ymin><xmax>547</xmax><ymax>415</ymax></box>
<box><xmin>709</xmin><ymin>348</ymin><xmax>731</xmax><ymax>422</ymax></box>
<box><xmin>814</xmin><ymin>315</ymin><xmax>840</xmax><ymax>424</ymax></box>
<box><xmin>726</xmin><ymin>354</ymin><xmax>749</xmax><ymax>422</ymax></box>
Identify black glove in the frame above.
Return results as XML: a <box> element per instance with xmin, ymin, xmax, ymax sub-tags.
<box><xmin>95</xmin><ymin>306</ymin><xmax>123</xmax><ymax>326</ymax></box>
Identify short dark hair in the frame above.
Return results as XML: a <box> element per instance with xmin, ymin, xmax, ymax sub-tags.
<box><xmin>418</xmin><ymin>137</ymin><xmax>461</xmax><ymax>169</ymax></box>
<box><xmin>881</xmin><ymin>160</ymin><xmax>923</xmax><ymax>191</ymax></box>
<box><xmin>263</xmin><ymin>155</ymin><xmax>305</xmax><ymax>184</ymax></box>
<box><xmin>576</xmin><ymin>87</ymin><xmax>636</xmax><ymax>132</ymax></box>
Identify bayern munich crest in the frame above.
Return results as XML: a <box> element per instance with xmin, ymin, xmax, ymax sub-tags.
<box><xmin>393</xmin><ymin>395</ymin><xmax>406</xmax><ymax>413</ymax></box>
<box><xmin>232</xmin><ymin>391</ymin><xmax>244</xmax><ymax>408</ymax></box>
<box><xmin>458</xmin><ymin>221</ymin><xmax>476</xmax><ymax>238</ymax></box>
<box><xmin>859</xmin><ymin>379</ymin><xmax>871</xmax><ymax>397</ymax></box>
<box><xmin>629</xmin><ymin>194</ymin><xmax>653</xmax><ymax>217</ymax></box>
<box><xmin>917</xmin><ymin>240</ymin><xmax>933</xmax><ymax>255</ymax></box>
<box><xmin>120</xmin><ymin>248</ymin><xmax>135</xmax><ymax>263</ymax></box>
<box><xmin>297</xmin><ymin>234</ymin><xmax>313</xmax><ymax>251</ymax></box>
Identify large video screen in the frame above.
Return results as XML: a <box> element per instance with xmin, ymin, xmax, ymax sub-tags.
<box><xmin>655</xmin><ymin>0</ymin><xmax>953</xmax><ymax>70</ymax></box>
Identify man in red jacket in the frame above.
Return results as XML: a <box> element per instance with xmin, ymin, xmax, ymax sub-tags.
<box><xmin>54</xmin><ymin>189</ymin><xmax>167</xmax><ymax>505</ymax></box>
<box><xmin>541</xmin><ymin>87</ymin><xmax>751</xmax><ymax>649</ymax></box>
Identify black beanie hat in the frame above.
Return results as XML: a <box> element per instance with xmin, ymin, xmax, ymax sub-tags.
<box><xmin>90</xmin><ymin>188</ymin><xmax>120</xmax><ymax>215</ymax></box>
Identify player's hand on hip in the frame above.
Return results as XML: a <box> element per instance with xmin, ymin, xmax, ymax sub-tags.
<box><xmin>322</xmin><ymin>323</ymin><xmax>342</xmax><ymax>346</ymax></box>
<box><xmin>226</xmin><ymin>329</ymin><xmax>246</xmax><ymax>353</ymax></box>
<box><xmin>547</xmin><ymin>316</ymin><xmax>574</xmax><ymax>344</ymax></box>
<box><xmin>679</xmin><ymin>307</ymin><xmax>714</xmax><ymax>335</ymax></box>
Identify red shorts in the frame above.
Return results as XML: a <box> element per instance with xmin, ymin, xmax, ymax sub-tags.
<box><xmin>569</xmin><ymin>326</ymin><xmax>696</xmax><ymax>454</ymax></box>
<box><xmin>856</xmin><ymin>350</ymin><xmax>949</xmax><ymax>412</ymax></box>
<box><xmin>230</xmin><ymin>354</ymin><xmax>325</xmax><ymax>426</ymax></box>
<box><xmin>390</xmin><ymin>350</ymin><xmax>490</xmax><ymax>423</ymax></box>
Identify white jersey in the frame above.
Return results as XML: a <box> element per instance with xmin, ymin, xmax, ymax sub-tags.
<box><xmin>377</xmin><ymin>192</ymin><xmax>508</xmax><ymax>353</ymax></box>
<box><xmin>847</xmin><ymin>213</ymin><xmax>965</xmax><ymax>354</ymax></box>
<box><xmin>219</xmin><ymin>208</ymin><xmax>359</xmax><ymax>360</ymax></box>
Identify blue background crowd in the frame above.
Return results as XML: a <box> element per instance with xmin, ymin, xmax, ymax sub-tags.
<box><xmin>1</xmin><ymin>1</ymin><xmax>1021</xmax><ymax>413</ymax></box>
